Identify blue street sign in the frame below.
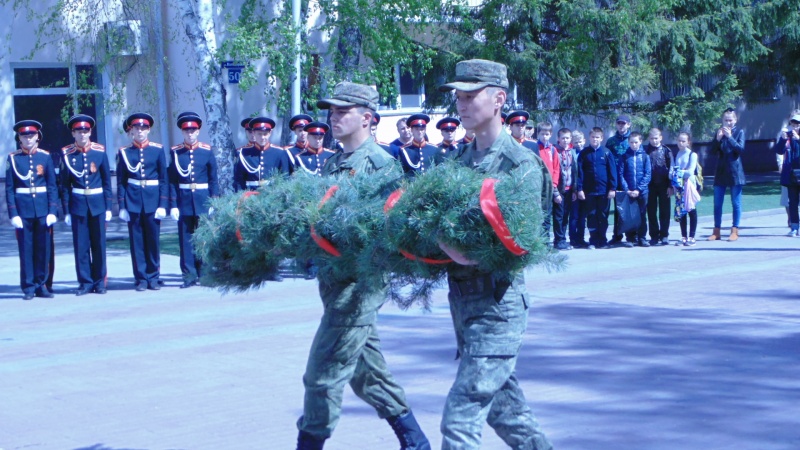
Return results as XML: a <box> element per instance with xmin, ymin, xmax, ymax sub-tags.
<box><xmin>221</xmin><ymin>60</ymin><xmax>246</xmax><ymax>69</ymax></box>
<box><xmin>228</xmin><ymin>68</ymin><xmax>242</xmax><ymax>84</ymax></box>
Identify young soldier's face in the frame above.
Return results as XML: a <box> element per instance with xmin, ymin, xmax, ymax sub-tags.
<box><xmin>649</xmin><ymin>132</ymin><xmax>662</xmax><ymax>147</ymax></box>
<box><xmin>456</xmin><ymin>87</ymin><xmax>503</xmax><ymax>132</ymax></box>
<box><xmin>131</xmin><ymin>124</ymin><xmax>151</xmax><ymax>144</ymax></box>
<box><xmin>182</xmin><ymin>128</ymin><xmax>200</xmax><ymax>145</ymax></box>
<box><xmin>18</xmin><ymin>132</ymin><xmax>39</xmax><ymax>149</ymax></box>
<box><xmin>441</xmin><ymin>127</ymin><xmax>456</xmax><ymax>142</ymax></box>
<box><xmin>330</xmin><ymin>105</ymin><xmax>366</xmax><ymax>140</ymax></box>
<box><xmin>293</xmin><ymin>126</ymin><xmax>308</xmax><ymax>143</ymax></box>
<box><xmin>510</xmin><ymin>123</ymin><xmax>525</xmax><ymax>139</ymax></box>
<box><xmin>589</xmin><ymin>132</ymin><xmax>603</xmax><ymax>148</ymax></box>
<box><xmin>558</xmin><ymin>132</ymin><xmax>571</xmax><ymax>149</ymax></box>
<box><xmin>253</xmin><ymin>129</ymin><xmax>271</xmax><ymax>147</ymax></box>
<box><xmin>629</xmin><ymin>136</ymin><xmax>642</xmax><ymax>151</ymax></box>
<box><xmin>245</xmin><ymin>129</ymin><xmax>255</xmax><ymax>143</ymax></box>
<box><xmin>72</xmin><ymin>129</ymin><xmax>91</xmax><ymax>147</ymax></box>
<box><xmin>308</xmin><ymin>134</ymin><xmax>324</xmax><ymax>148</ymax></box>
<box><xmin>411</xmin><ymin>125</ymin><xmax>426</xmax><ymax>142</ymax></box>
<box><xmin>537</xmin><ymin>129</ymin><xmax>552</xmax><ymax>143</ymax></box>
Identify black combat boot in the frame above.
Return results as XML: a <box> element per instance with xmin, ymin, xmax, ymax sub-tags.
<box><xmin>387</xmin><ymin>410</ymin><xmax>432</xmax><ymax>450</ymax></box>
<box><xmin>296</xmin><ymin>431</ymin><xmax>325</xmax><ymax>450</ymax></box>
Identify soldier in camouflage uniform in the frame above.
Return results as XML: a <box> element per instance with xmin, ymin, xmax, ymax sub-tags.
<box><xmin>437</xmin><ymin>59</ymin><xmax>554</xmax><ymax>450</ymax></box>
<box><xmin>295</xmin><ymin>82</ymin><xmax>430</xmax><ymax>450</ymax></box>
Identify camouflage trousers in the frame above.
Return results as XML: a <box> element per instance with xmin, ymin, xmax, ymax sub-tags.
<box><xmin>297</xmin><ymin>278</ymin><xmax>409</xmax><ymax>439</ymax></box>
<box><xmin>442</xmin><ymin>273</ymin><xmax>552</xmax><ymax>450</ymax></box>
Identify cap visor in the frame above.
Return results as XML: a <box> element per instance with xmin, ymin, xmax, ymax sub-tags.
<box><xmin>317</xmin><ymin>98</ymin><xmax>357</xmax><ymax>109</ymax></box>
<box><xmin>438</xmin><ymin>81</ymin><xmax>491</xmax><ymax>93</ymax></box>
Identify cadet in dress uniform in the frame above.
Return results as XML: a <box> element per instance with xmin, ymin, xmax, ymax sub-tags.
<box><xmin>232</xmin><ymin>117</ymin><xmax>293</xmax><ymax>192</ymax></box>
<box><xmin>294</xmin><ymin>122</ymin><xmax>335</xmax><ymax>176</ymax></box>
<box><xmin>398</xmin><ymin>114</ymin><xmax>443</xmax><ymax>177</ymax></box>
<box><xmin>240</xmin><ymin>118</ymin><xmax>255</xmax><ymax>147</ymax></box>
<box><xmin>117</xmin><ymin>113</ymin><xmax>168</xmax><ymax>292</ymax></box>
<box><xmin>60</xmin><ymin>115</ymin><xmax>113</xmax><ymax>296</ymax></box>
<box><xmin>506</xmin><ymin>110</ymin><xmax>540</xmax><ymax>156</ymax></box>
<box><xmin>287</xmin><ymin>113</ymin><xmax>312</xmax><ymax>158</ymax></box>
<box><xmin>436</xmin><ymin>117</ymin><xmax>460</xmax><ymax>157</ymax></box>
<box><xmin>168</xmin><ymin>112</ymin><xmax>219</xmax><ymax>289</ymax></box>
<box><xmin>6</xmin><ymin>120</ymin><xmax>58</xmax><ymax>300</ymax></box>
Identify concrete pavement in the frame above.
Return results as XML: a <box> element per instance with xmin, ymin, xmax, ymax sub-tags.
<box><xmin>1</xmin><ymin>208</ymin><xmax>798</xmax><ymax>450</ymax></box>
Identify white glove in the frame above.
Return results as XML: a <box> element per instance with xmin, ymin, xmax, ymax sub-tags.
<box><xmin>46</xmin><ymin>214</ymin><xmax>57</xmax><ymax>226</ymax></box>
<box><xmin>11</xmin><ymin>216</ymin><xmax>23</xmax><ymax>229</ymax></box>
<box><xmin>119</xmin><ymin>209</ymin><xmax>130</xmax><ymax>222</ymax></box>
<box><xmin>155</xmin><ymin>207</ymin><xmax>166</xmax><ymax>220</ymax></box>
<box><xmin>170</xmin><ymin>208</ymin><xmax>180</xmax><ymax>221</ymax></box>
<box><xmin>64</xmin><ymin>214</ymin><xmax>72</xmax><ymax>226</ymax></box>
<box><xmin>105</xmin><ymin>210</ymin><xmax>112</xmax><ymax>222</ymax></box>
<box><xmin>208</xmin><ymin>207</ymin><xmax>215</xmax><ymax>216</ymax></box>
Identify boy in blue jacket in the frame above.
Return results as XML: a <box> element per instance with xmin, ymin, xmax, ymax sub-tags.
<box><xmin>618</xmin><ymin>132</ymin><xmax>652</xmax><ymax>247</ymax></box>
<box><xmin>577</xmin><ymin>127</ymin><xmax>617</xmax><ymax>249</ymax></box>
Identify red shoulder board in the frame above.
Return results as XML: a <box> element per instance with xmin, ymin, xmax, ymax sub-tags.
<box><xmin>149</xmin><ymin>142</ymin><xmax>163</xmax><ymax>148</ymax></box>
<box><xmin>171</xmin><ymin>144</ymin><xmax>184</xmax><ymax>150</ymax></box>
<box><xmin>62</xmin><ymin>144</ymin><xmax>76</xmax><ymax>153</ymax></box>
<box><xmin>91</xmin><ymin>143</ymin><xmax>105</xmax><ymax>152</ymax></box>
<box><xmin>198</xmin><ymin>142</ymin><xmax>212</xmax><ymax>150</ymax></box>
<box><xmin>38</xmin><ymin>149</ymin><xmax>51</xmax><ymax>155</ymax></box>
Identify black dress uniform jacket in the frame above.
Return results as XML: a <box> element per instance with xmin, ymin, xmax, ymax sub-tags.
<box><xmin>233</xmin><ymin>143</ymin><xmax>294</xmax><ymax>191</ymax></box>
<box><xmin>398</xmin><ymin>141</ymin><xmax>443</xmax><ymax>177</ymax></box>
<box><xmin>6</xmin><ymin>148</ymin><xmax>58</xmax><ymax>219</ymax></box>
<box><xmin>168</xmin><ymin>142</ymin><xmax>219</xmax><ymax>215</ymax></box>
<box><xmin>60</xmin><ymin>142</ymin><xmax>113</xmax><ymax>216</ymax></box>
<box><xmin>116</xmin><ymin>141</ymin><xmax>168</xmax><ymax>213</ymax></box>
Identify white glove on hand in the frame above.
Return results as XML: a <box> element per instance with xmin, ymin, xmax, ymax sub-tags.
<box><xmin>119</xmin><ymin>209</ymin><xmax>130</xmax><ymax>222</ymax></box>
<box><xmin>105</xmin><ymin>210</ymin><xmax>112</xmax><ymax>222</ymax></box>
<box><xmin>170</xmin><ymin>208</ymin><xmax>180</xmax><ymax>221</ymax></box>
<box><xmin>208</xmin><ymin>207</ymin><xmax>215</xmax><ymax>216</ymax></box>
<box><xmin>11</xmin><ymin>216</ymin><xmax>23</xmax><ymax>229</ymax></box>
<box><xmin>155</xmin><ymin>207</ymin><xmax>166</xmax><ymax>220</ymax></box>
<box><xmin>46</xmin><ymin>214</ymin><xmax>57</xmax><ymax>226</ymax></box>
<box><xmin>64</xmin><ymin>214</ymin><xmax>72</xmax><ymax>226</ymax></box>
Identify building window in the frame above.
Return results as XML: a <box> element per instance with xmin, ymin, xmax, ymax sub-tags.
<box><xmin>396</xmin><ymin>65</ymin><xmax>424</xmax><ymax>110</ymax></box>
<box><xmin>12</xmin><ymin>64</ymin><xmax>105</xmax><ymax>151</ymax></box>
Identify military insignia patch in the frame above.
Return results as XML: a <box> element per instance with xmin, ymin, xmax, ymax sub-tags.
<box><xmin>90</xmin><ymin>162</ymin><xmax>97</xmax><ymax>173</ymax></box>
<box><xmin>36</xmin><ymin>165</ymin><xmax>44</xmax><ymax>176</ymax></box>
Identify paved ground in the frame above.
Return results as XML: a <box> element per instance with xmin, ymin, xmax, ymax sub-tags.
<box><xmin>1</xmin><ymin>208</ymin><xmax>799</xmax><ymax>450</ymax></box>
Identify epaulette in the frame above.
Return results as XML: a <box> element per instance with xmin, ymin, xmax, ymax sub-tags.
<box><xmin>150</xmin><ymin>142</ymin><xmax>163</xmax><ymax>148</ymax></box>
<box><xmin>91</xmin><ymin>143</ymin><xmax>105</xmax><ymax>152</ymax></box>
<box><xmin>119</xmin><ymin>146</ymin><xmax>128</xmax><ymax>151</ymax></box>
<box><xmin>38</xmin><ymin>149</ymin><xmax>50</xmax><ymax>155</ymax></box>
<box><xmin>171</xmin><ymin>144</ymin><xmax>184</xmax><ymax>150</ymax></box>
<box><xmin>62</xmin><ymin>144</ymin><xmax>75</xmax><ymax>153</ymax></box>
<box><xmin>10</xmin><ymin>150</ymin><xmax>21</xmax><ymax>156</ymax></box>
<box><xmin>401</xmin><ymin>142</ymin><xmax>412</xmax><ymax>148</ymax></box>
<box><xmin>198</xmin><ymin>142</ymin><xmax>211</xmax><ymax>150</ymax></box>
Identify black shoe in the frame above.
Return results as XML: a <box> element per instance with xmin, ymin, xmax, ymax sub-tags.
<box><xmin>148</xmin><ymin>282</ymin><xmax>161</xmax><ymax>291</ymax></box>
<box><xmin>622</xmin><ymin>242</ymin><xmax>635</xmax><ymax>248</ymax></box>
<box><xmin>35</xmin><ymin>287</ymin><xmax>54</xmax><ymax>298</ymax></box>
<box><xmin>135</xmin><ymin>281</ymin><xmax>147</xmax><ymax>292</ymax></box>
<box><xmin>660</xmin><ymin>237</ymin><xmax>670</xmax><ymax>246</ymax></box>
<box><xmin>76</xmin><ymin>286</ymin><xmax>91</xmax><ymax>296</ymax></box>
<box><xmin>638</xmin><ymin>239</ymin><xmax>650</xmax><ymax>247</ymax></box>
<box><xmin>296</xmin><ymin>430</ymin><xmax>326</xmax><ymax>450</ymax></box>
<box><xmin>94</xmin><ymin>286</ymin><xmax>107</xmax><ymax>294</ymax></box>
<box><xmin>599</xmin><ymin>244</ymin><xmax>611</xmax><ymax>249</ymax></box>
<box><xmin>180</xmin><ymin>279</ymin><xmax>198</xmax><ymax>289</ymax></box>
<box><xmin>23</xmin><ymin>292</ymin><xmax>35</xmax><ymax>300</ymax></box>
<box><xmin>387</xmin><ymin>411</ymin><xmax>431</xmax><ymax>450</ymax></box>
<box><xmin>609</xmin><ymin>235</ymin><xmax>623</xmax><ymax>245</ymax></box>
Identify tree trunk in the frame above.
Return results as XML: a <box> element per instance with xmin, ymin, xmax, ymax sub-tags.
<box><xmin>177</xmin><ymin>0</ymin><xmax>236</xmax><ymax>193</ymax></box>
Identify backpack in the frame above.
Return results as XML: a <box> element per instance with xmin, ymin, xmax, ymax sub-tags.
<box><xmin>695</xmin><ymin>162</ymin><xmax>704</xmax><ymax>192</ymax></box>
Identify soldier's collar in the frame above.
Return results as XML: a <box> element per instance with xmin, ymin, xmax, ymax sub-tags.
<box><xmin>184</xmin><ymin>141</ymin><xmax>200</xmax><ymax>150</ymax></box>
<box><xmin>20</xmin><ymin>144</ymin><xmax>38</xmax><ymax>155</ymax></box>
<box><xmin>307</xmin><ymin>146</ymin><xmax>323</xmax><ymax>154</ymax></box>
<box><xmin>254</xmin><ymin>142</ymin><xmax>270</xmax><ymax>151</ymax></box>
<box><xmin>133</xmin><ymin>139</ymin><xmax>150</xmax><ymax>149</ymax></box>
<box><xmin>411</xmin><ymin>139</ymin><xmax>427</xmax><ymax>147</ymax></box>
<box><xmin>295</xmin><ymin>141</ymin><xmax>307</xmax><ymax>149</ymax></box>
<box><xmin>75</xmin><ymin>142</ymin><xmax>91</xmax><ymax>153</ymax></box>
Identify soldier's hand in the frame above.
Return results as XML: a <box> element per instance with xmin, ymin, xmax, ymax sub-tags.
<box><xmin>46</xmin><ymin>214</ymin><xmax>57</xmax><ymax>226</ymax></box>
<box><xmin>577</xmin><ymin>191</ymin><xmax>586</xmax><ymax>201</ymax></box>
<box><xmin>119</xmin><ymin>209</ymin><xmax>130</xmax><ymax>222</ymax></box>
<box><xmin>170</xmin><ymin>208</ymin><xmax>180</xmax><ymax>221</ymax></box>
<box><xmin>155</xmin><ymin>207</ymin><xmax>167</xmax><ymax>220</ymax></box>
<box><xmin>607</xmin><ymin>190</ymin><xmax>616</xmax><ymax>199</ymax></box>
<box><xmin>438</xmin><ymin>240</ymin><xmax>478</xmax><ymax>266</ymax></box>
<box><xmin>11</xmin><ymin>216</ymin><xmax>23</xmax><ymax>229</ymax></box>
<box><xmin>105</xmin><ymin>211</ymin><xmax>112</xmax><ymax>222</ymax></box>
<box><xmin>208</xmin><ymin>207</ymin><xmax>215</xmax><ymax>217</ymax></box>
<box><xmin>64</xmin><ymin>214</ymin><xmax>72</xmax><ymax>226</ymax></box>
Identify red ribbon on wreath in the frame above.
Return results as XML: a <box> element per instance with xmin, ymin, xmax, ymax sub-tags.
<box><xmin>235</xmin><ymin>190</ymin><xmax>259</xmax><ymax>242</ymax></box>
<box><xmin>479</xmin><ymin>178</ymin><xmax>528</xmax><ymax>256</ymax></box>
<box><xmin>383</xmin><ymin>188</ymin><xmax>453</xmax><ymax>265</ymax></box>
<box><xmin>310</xmin><ymin>185</ymin><xmax>342</xmax><ymax>257</ymax></box>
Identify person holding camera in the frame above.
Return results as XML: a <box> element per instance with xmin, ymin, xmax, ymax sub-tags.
<box><xmin>775</xmin><ymin>113</ymin><xmax>800</xmax><ymax>236</ymax></box>
<box><xmin>708</xmin><ymin>108</ymin><xmax>746</xmax><ymax>241</ymax></box>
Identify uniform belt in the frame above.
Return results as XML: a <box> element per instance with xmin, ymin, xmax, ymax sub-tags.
<box><xmin>448</xmin><ymin>274</ymin><xmax>495</xmax><ymax>297</ymax></box>
<box><xmin>72</xmin><ymin>187</ymin><xmax>104</xmax><ymax>195</ymax></box>
<box><xmin>15</xmin><ymin>186</ymin><xmax>48</xmax><ymax>194</ymax></box>
<box><xmin>245</xmin><ymin>180</ymin><xmax>269</xmax><ymax>187</ymax></box>
<box><xmin>179</xmin><ymin>183</ymin><xmax>208</xmax><ymax>190</ymax></box>
<box><xmin>128</xmin><ymin>179</ymin><xmax>160</xmax><ymax>186</ymax></box>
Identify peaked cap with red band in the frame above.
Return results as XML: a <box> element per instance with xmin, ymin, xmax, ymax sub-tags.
<box><xmin>505</xmin><ymin>110</ymin><xmax>530</xmax><ymax>126</ymax></box>
<box><xmin>436</xmin><ymin>117</ymin><xmax>461</xmax><ymax>130</ymax></box>
<box><xmin>249</xmin><ymin>117</ymin><xmax>275</xmax><ymax>131</ymax></box>
<box><xmin>177</xmin><ymin>111</ymin><xmax>203</xmax><ymax>130</ymax></box>
<box><xmin>304</xmin><ymin>122</ymin><xmax>329</xmax><ymax>136</ymax></box>
<box><xmin>68</xmin><ymin>114</ymin><xmax>95</xmax><ymax>131</ymax></box>
<box><xmin>125</xmin><ymin>113</ymin><xmax>155</xmax><ymax>129</ymax></box>
<box><xmin>406</xmin><ymin>113</ymin><xmax>431</xmax><ymax>128</ymax></box>
<box><xmin>14</xmin><ymin>120</ymin><xmax>43</xmax><ymax>135</ymax></box>
<box><xmin>289</xmin><ymin>114</ymin><xmax>313</xmax><ymax>130</ymax></box>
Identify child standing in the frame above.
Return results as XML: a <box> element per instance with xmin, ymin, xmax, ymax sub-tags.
<box><xmin>571</xmin><ymin>130</ymin><xmax>588</xmax><ymax>247</ymax></box>
<box><xmin>577</xmin><ymin>127</ymin><xmax>617</xmax><ymax>249</ymax></box>
<box><xmin>554</xmin><ymin>128</ymin><xmax>577</xmax><ymax>250</ymax></box>
<box><xmin>671</xmin><ymin>132</ymin><xmax>701</xmax><ymax>246</ymax></box>
<box><xmin>537</xmin><ymin>122</ymin><xmax>561</xmax><ymax>243</ymax></box>
<box><xmin>617</xmin><ymin>132</ymin><xmax>652</xmax><ymax>247</ymax></box>
<box><xmin>645</xmin><ymin>128</ymin><xmax>674</xmax><ymax>245</ymax></box>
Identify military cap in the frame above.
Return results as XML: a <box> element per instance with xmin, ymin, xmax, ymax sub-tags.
<box><xmin>123</xmin><ymin>122</ymin><xmax>131</xmax><ymax>133</ymax></box>
<box><xmin>177</xmin><ymin>112</ymin><xmax>203</xmax><ymax>129</ymax></box>
<box><xmin>304</xmin><ymin>122</ymin><xmax>330</xmax><ymax>135</ymax></box>
<box><xmin>438</xmin><ymin>59</ymin><xmax>509</xmax><ymax>92</ymax></box>
<box><xmin>68</xmin><ymin>114</ymin><xmax>95</xmax><ymax>131</ymax></box>
<box><xmin>249</xmin><ymin>117</ymin><xmax>275</xmax><ymax>131</ymax></box>
<box><xmin>289</xmin><ymin>114</ymin><xmax>313</xmax><ymax>130</ymax></box>
<box><xmin>317</xmin><ymin>82</ymin><xmax>379</xmax><ymax>111</ymax></box>
<box><xmin>126</xmin><ymin>113</ymin><xmax>155</xmax><ymax>128</ymax></box>
<box><xmin>505</xmin><ymin>110</ymin><xmax>529</xmax><ymax>125</ymax></box>
<box><xmin>241</xmin><ymin>118</ymin><xmax>253</xmax><ymax>130</ymax></box>
<box><xmin>436</xmin><ymin>117</ymin><xmax>461</xmax><ymax>131</ymax></box>
<box><xmin>406</xmin><ymin>114</ymin><xmax>431</xmax><ymax>128</ymax></box>
<box><xmin>372</xmin><ymin>112</ymin><xmax>381</xmax><ymax>125</ymax></box>
<box><xmin>14</xmin><ymin>120</ymin><xmax>43</xmax><ymax>135</ymax></box>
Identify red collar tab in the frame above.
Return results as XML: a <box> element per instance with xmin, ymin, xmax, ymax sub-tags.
<box><xmin>134</xmin><ymin>140</ymin><xmax>150</xmax><ymax>149</ymax></box>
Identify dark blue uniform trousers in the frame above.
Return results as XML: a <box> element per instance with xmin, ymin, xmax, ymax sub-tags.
<box><xmin>71</xmin><ymin>212</ymin><xmax>107</xmax><ymax>290</ymax></box>
<box><xmin>127</xmin><ymin>211</ymin><xmax>161</xmax><ymax>285</ymax></box>
<box><xmin>16</xmin><ymin>217</ymin><xmax>52</xmax><ymax>294</ymax></box>
<box><xmin>178</xmin><ymin>215</ymin><xmax>202</xmax><ymax>282</ymax></box>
